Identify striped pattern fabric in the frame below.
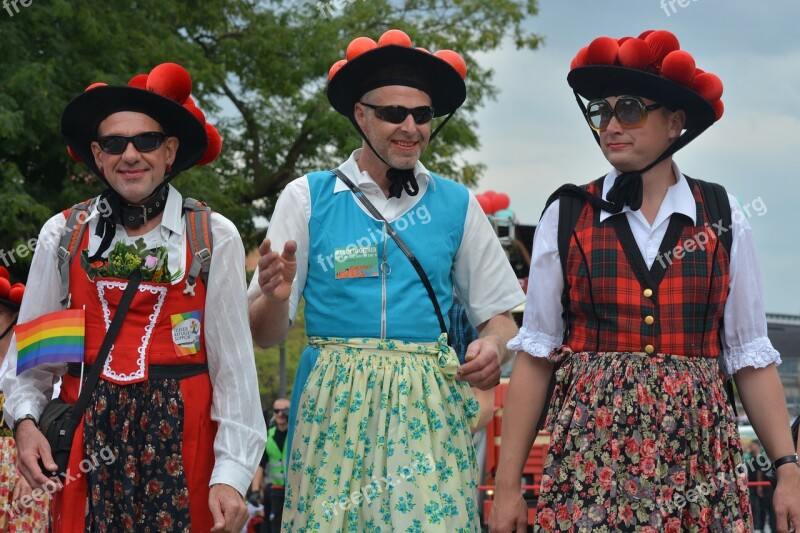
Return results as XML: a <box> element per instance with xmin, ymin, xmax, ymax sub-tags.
<box><xmin>564</xmin><ymin>178</ymin><xmax>730</xmax><ymax>357</ymax></box>
<box><xmin>15</xmin><ymin>309</ymin><xmax>85</xmax><ymax>374</ymax></box>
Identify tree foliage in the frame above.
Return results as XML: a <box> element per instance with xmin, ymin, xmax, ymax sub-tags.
<box><xmin>0</xmin><ymin>0</ymin><xmax>542</xmax><ymax>281</ymax></box>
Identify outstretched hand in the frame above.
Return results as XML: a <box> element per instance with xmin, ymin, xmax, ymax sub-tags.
<box><xmin>256</xmin><ymin>238</ymin><xmax>297</xmax><ymax>302</ymax></box>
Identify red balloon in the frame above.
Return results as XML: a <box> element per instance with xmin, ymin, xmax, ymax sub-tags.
<box><xmin>491</xmin><ymin>193</ymin><xmax>510</xmax><ymax>212</ymax></box>
<box><xmin>476</xmin><ymin>195</ymin><xmax>493</xmax><ymax>214</ymax></box>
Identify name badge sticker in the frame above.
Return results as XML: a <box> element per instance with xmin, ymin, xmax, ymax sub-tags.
<box><xmin>171</xmin><ymin>310</ymin><xmax>203</xmax><ymax>357</ymax></box>
<box><xmin>333</xmin><ymin>245</ymin><xmax>379</xmax><ymax>279</ymax></box>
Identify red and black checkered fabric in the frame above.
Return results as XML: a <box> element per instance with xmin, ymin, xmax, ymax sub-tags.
<box><xmin>564</xmin><ymin>178</ymin><xmax>730</xmax><ymax>357</ymax></box>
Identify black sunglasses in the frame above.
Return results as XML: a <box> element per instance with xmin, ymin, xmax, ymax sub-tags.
<box><xmin>273</xmin><ymin>408</ymin><xmax>289</xmax><ymax>416</ymax></box>
<box><xmin>97</xmin><ymin>132</ymin><xmax>168</xmax><ymax>154</ymax></box>
<box><xmin>585</xmin><ymin>96</ymin><xmax>663</xmax><ymax>131</ymax></box>
<box><xmin>359</xmin><ymin>102</ymin><xmax>435</xmax><ymax>125</ymax></box>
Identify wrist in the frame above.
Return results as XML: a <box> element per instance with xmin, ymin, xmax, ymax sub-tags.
<box><xmin>12</xmin><ymin>415</ymin><xmax>37</xmax><ymax>437</ymax></box>
<box><xmin>774</xmin><ymin>453</ymin><xmax>800</xmax><ymax>476</ymax></box>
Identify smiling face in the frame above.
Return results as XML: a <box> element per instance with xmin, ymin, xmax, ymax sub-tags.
<box><xmin>90</xmin><ymin>111</ymin><xmax>179</xmax><ymax>204</ymax></box>
<box><xmin>597</xmin><ymin>95</ymin><xmax>685</xmax><ymax>173</ymax></box>
<box><xmin>354</xmin><ymin>85</ymin><xmax>432</xmax><ymax>174</ymax></box>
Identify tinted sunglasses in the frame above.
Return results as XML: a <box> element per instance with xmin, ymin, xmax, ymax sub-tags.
<box><xmin>97</xmin><ymin>132</ymin><xmax>168</xmax><ymax>154</ymax></box>
<box><xmin>359</xmin><ymin>102</ymin><xmax>435</xmax><ymax>125</ymax></box>
<box><xmin>585</xmin><ymin>96</ymin><xmax>663</xmax><ymax>131</ymax></box>
<box><xmin>273</xmin><ymin>408</ymin><xmax>289</xmax><ymax>416</ymax></box>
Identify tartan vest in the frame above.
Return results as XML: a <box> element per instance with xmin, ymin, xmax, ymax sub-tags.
<box><xmin>564</xmin><ymin>177</ymin><xmax>730</xmax><ymax>357</ymax></box>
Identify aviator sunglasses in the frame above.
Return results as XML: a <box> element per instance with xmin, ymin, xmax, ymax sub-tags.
<box><xmin>97</xmin><ymin>132</ymin><xmax>168</xmax><ymax>154</ymax></box>
<box><xmin>585</xmin><ymin>96</ymin><xmax>663</xmax><ymax>131</ymax></box>
<box><xmin>359</xmin><ymin>102</ymin><xmax>435</xmax><ymax>125</ymax></box>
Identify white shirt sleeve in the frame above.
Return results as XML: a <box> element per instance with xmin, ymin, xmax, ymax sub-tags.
<box><xmin>246</xmin><ymin>177</ymin><xmax>311</xmax><ymax>323</ymax></box>
<box><xmin>206</xmin><ymin>213</ymin><xmax>268</xmax><ymax>495</ymax></box>
<box><xmin>720</xmin><ymin>195</ymin><xmax>781</xmax><ymax>375</ymax></box>
<box><xmin>506</xmin><ymin>200</ymin><xmax>565</xmax><ymax>358</ymax></box>
<box><xmin>452</xmin><ymin>193</ymin><xmax>526</xmax><ymax>327</ymax></box>
<box><xmin>1</xmin><ymin>213</ymin><xmax>68</xmax><ymax>422</ymax></box>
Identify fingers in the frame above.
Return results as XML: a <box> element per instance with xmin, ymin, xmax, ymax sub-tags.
<box><xmin>209</xmin><ymin>484</ymin><xmax>249</xmax><ymax>533</ymax></box>
<box><xmin>209</xmin><ymin>492</ymin><xmax>225</xmax><ymax>532</ymax></box>
<box><xmin>458</xmin><ymin>346</ymin><xmax>501</xmax><ymax>389</ymax></box>
<box><xmin>257</xmin><ymin>238</ymin><xmax>273</xmax><ymax>258</ymax></box>
<box><xmin>282</xmin><ymin>240</ymin><xmax>298</xmax><ymax>263</ymax></box>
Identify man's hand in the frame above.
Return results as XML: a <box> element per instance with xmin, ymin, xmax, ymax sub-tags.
<box><xmin>12</xmin><ymin>469</ymin><xmax>34</xmax><ymax>506</ymax></box>
<box><xmin>209</xmin><ymin>483</ymin><xmax>249</xmax><ymax>533</ymax></box>
<box><xmin>773</xmin><ymin>464</ymin><xmax>800</xmax><ymax>533</ymax></box>
<box><xmin>14</xmin><ymin>419</ymin><xmax>59</xmax><ymax>490</ymax></box>
<box><xmin>458</xmin><ymin>336</ymin><xmax>502</xmax><ymax>390</ymax></box>
<box><xmin>488</xmin><ymin>489</ymin><xmax>529</xmax><ymax>532</ymax></box>
<box><xmin>257</xmin><ymin>238</ymin><xmax>297</xmax><ymax>302</ymax></box>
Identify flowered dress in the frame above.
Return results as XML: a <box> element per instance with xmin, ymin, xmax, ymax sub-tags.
<box><xmin>529</xmin><ymin>179</ymin><xmax>751</xmax><ymax>532</ymax></box>
<box><xmin>0</xmin><ymin>392</ymin><xmax>49</xmax><ymax>532</ymax></box>
<box><xmin>280</xmin><ymin>171</ymin><xmax>486</xmax><ymax>532</ymax></box>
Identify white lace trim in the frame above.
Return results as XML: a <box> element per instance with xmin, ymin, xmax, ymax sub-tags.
<box><xmin>96</xmin><ymin>281</ymin><xmax>168</xmax><ymax>382</ymax></box>
<box><xmin>723</xmin><ymin>336</ymin><xmax>781</xmax><ymax>376</ymax></box>
<box><xmin>507</xmin><ymin>327</ymin><xmax>561</xmax><ymax>359</ymax></box>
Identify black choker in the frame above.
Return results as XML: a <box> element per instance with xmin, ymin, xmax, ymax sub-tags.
<box><xmin>114</xmin><ymin>185</ymin><xmax>169</xmax><ymax>229</ymax></box>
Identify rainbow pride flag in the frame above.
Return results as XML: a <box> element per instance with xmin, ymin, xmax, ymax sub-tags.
<box><xmin>15</xmin><ymin>309</ymin><xmax>85</xmax><ymax>375</ymax></box>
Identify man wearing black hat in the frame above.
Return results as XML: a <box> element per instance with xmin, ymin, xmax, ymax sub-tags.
<box><xmin>249</xmin><ymin>29</ymin><xmax>523</xmax><ymax>531</ymax></box>
<box><xmin>491</xmin><ymin>31</ymin><xmax>800</xmax><ymax>532</ymax></box>
<box><xmin>2</xmin><ymin>64</ymin><xmax>266</xmax><ymax>532</ymax></box>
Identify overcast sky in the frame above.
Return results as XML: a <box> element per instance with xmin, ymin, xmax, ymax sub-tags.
<box><xmin>463</xmin><ymin>0</ymin><xmax>800</xmax><ymax>315</ymax></box>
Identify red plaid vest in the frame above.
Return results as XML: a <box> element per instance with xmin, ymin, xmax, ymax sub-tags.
<box><xmin>564</xmin><ymin>177</ymin><xmax>730</xmax><ymax>357</ymax></box>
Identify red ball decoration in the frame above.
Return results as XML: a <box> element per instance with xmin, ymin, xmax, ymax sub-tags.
<box><xmin>692</xmin><ymin>72</ymin><xmax>723</xmax><ymax>102</ymax></box>
<box><xmin>184</xmin><ymin>103</ymin><xmax>206</xmax><ymax>125</ymax></box>
<box><xmin>184</xmin><ymin>95</ymin><xmax>196</xmax><ymax>107</ymax></box>
<box><xmin>346</xmin><ymin>37</ymin><xmax>378</xmax><ymax>61</ymax></box>
<box><xmin>483</xmin><ymin>190</ymin><xmax>496</xmax><ymax>198</ymax></box>
<box><xmin>712</xmin><ymin>99</ymin><xmax>724</xmax><ymax>121</ymax></box>
<box><xmin>571</xmin><ymin>46</ymin><xmax>590</xmax><ymax>69</ymax></box>
<box><xmin>328</xmin><ymin>59</ymin><xmax>347</xmax><ymax>80</ymax></box>
<box><xmin>617</xmin><ymin>36</ymin><xmax>633</xmax><ymax>46</ymax></box>
<box><xmin>9</xmin><ymin>284</ymin><xmax>24</xmax><ymax>305</ymax></box>
<box><xmin>644</xmin><ymin>30</ymin><xmax>680</xmax><ymax>64</ymax></box>
<box><xmin>67</xmin><ymin>146</ymin><xmax>82</xmax><ymax>162</ymax></box>
<box><xmin>638</xmin><ymin>30</ymin><xmax>655</xmax><ymax>40</ymax></box>
<box><xmin>128</xmin><ymin>74</ymin><xmax>148</xmax><ymax>89</ymax></box>
<box><xmin>434</xmin><ymin>50</ymin><xmax>467</xmax><ymax>79</ymax></box>
<box><xmin>660</xmin><ymin>50</ymin><xmax>696</xmax><ymax>85</ymax></box>
<box><xmin>587</xmin><ymin>36</ymin><xmax>619</xmax><ymax>65</ymax></box>
<box><xmin>491</xmin><ymin>193</ymin><xmax>510</xmax><ymax>212</ymax></box>
<box><xmin>618</xmin><ymin>38</ymin><xmax>652</xmax><ymax>70</ymax></box>
<box><xmin>0</xmin><ymin>277</ymin><xmax>10</xmax><ymax>299</ymax></box>
<box><xmin>416</xmin><ymin>47</ymin><xmax>430</xmax><ymax>54</ymax></box>
<box><xmin>476</xmin><ymin>194</ymin><xmax>493</xmax><ymax>214</ymax></box>
<box><xmin>197</xmin><ymin>124</ymin><xmax>222</xmax><ymax>165</ymax></box>
<box><xmin>147</xmin><ymin>63</ymin><xmax>192</xmax><ymax>104</ymax></box>
<box><xmin>85</xmin><ymin>82</ymin><xmax>107</xmax><ymax>91</ymax></box>
<box><xmin>0</xmin><ymin>266</ymin><xmax>8</xmax><ymax>279</ymax></box>
<box><xmin>378</xmin><ymin>29</ymin><xmax>412</xmax><ymax>47</ymax></box>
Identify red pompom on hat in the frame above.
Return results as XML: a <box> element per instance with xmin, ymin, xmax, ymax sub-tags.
<box><xmin>128</xmin><ymin>74</ymin><xmax>148</xmax><ymax>89</ymax></box>
<box><xmin>147</xmin><ymin>63</ymin><xmax>192</xmax><ymax>104</ymax></box>
<box><xmin>587</xmin><ymin>37</ymin><xmax>619</xmax><ymax>66</ymax></box>
<box><xmin>638</xmin><ymin>30</ymin><xmax>655</xmax><ymax>40</ymax></box>
<box><xmin>644</xmin><ymin>30</ymin><xmax>680</xmax><ymax>64</ymax></box>
<box><xmin>618</xmin><ymin>38</ymin><xmax>652</xmax><ymax>70</ymax></box>
<box><xmin>571</xmin><ymin>46</ymin><xmax>590</xmax><ymax>70</ymax></box>
<box><xmin>85</xmin><ymin>82</ymin><xmax>108</xmax><ymax>91</ymax></box>
<box><xmin>378</xmin><ymin>29</ymin><xmax>412</xmax><ymax>47</ymax></box>
<box><xmin>184</xmin><ymin>103</ymin><xmax>206</xmax><ymax>125</ymax></box>
<box><xmin>692</xmin><ymin>72</ymin><xmax>723</xmax><ymax>102</ymax></box>
<box><xmin>0</xmin><ymin>277</ymin><xmax>10</xmax><ymax>300</ymax></box>
<box><xmin>197</xmin><ymin>123</ymin><xmax>222</xmax><ymax>165</ymax></box>
<box><xmin>328</xmin><ymin>59</ymin><xmax>347</xmax><ymax>81</ymax></box>
<box><xmin>434</xmin><ymin>50</ymin><xmax>467</xmax><ymax>79</ymax></box>
<box><xmin>660</xmin><ymin>50</ymin><xmax>696</xmax><ymax>85</ymax></box>
<box><xmin>0</xmin><ymin>268</ymin><xmax>24</xmax><ymax>310</ymax></box>
<box><xmin>346</xmin><ymin>37</ymin><xmax>378</xmax><ymax>61</ymax></box>
<box><xmin>712</xmin><ymin>99</ymin><xmax>724</xmax><ymax>121</ymax></box>
<box><xmin>67</xmin><ymin>145</ymin><xmax>82</xmax><ymax>162</ymax></box>
<box><xmin>476</xmin><ymin>194</ymin><xmax>493</xmax><ymax>214</ymax></box>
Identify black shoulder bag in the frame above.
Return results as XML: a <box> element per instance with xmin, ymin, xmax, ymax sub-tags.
<box><xmin>332</xmin><ymin>169</ymin><xmax>447</xmax><ymax>335</ymax></box>
<box><xmin>37</xmin><ymin>270</ymin><xmax>142</xmax><ymax>477</ymax></box>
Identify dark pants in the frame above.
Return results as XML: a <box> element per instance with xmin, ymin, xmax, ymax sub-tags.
<box><xmin>260</xmin><ymin>485</ymin><xmax>285</xmax><ymax>533</ymax></box>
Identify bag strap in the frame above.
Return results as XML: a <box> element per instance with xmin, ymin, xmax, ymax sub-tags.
<box><xmin>332</xmin><ymin>169</ymin><xmax>447</xmax><ymax>334</ymax></box>
<box><xmin>54</xmin><ymin>270</ymin><xmax>142</xmax><ymax>474</ymax></box>
<box><xmin>688</xmin><ymin>176</ymin><xmax>733</xmax><ymax>255</ymax></box>
<box><xmin>57</xmin><ymin>199</ymin><xmax>94</xmax><ymax>308</ymax></box>
<box><xmin>182</xmin><ymin>198</ymin><xmax>213</xmax><ymax>297</ymax></box>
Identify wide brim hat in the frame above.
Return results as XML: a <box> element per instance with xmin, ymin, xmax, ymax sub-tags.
<box><xmin>327</xmin><ymin>31</ymin><xmax>467</xmax><ymax>118</ymax></box>
<box><xmin>567</xmin><ymin>31</ymin><xmax>724</xmax><ymax>132</ymax></box>
<box><xmin>61</xmin><ymin>63</ymin><xmax>223</xmax><ymax>183</ymax></box>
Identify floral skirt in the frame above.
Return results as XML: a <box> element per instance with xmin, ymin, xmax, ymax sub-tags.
<box><xmin>282</xmin><ymin>334</ymin><xmax>481</xmax><ymax>533</ymax></box>
<box><xmin>0</xmin><ymin>437</ymin><xmax>49</xmax><ymax>532</ymax></box>
<box><xmin>535</xmin><ymin>348</ymin><xmax>751</xmax><ymax>533</ymax></box>
<box><xmin>82</xmin><ymin>378</ymin><xmax>191</xmax><ymax>532</ymax></box>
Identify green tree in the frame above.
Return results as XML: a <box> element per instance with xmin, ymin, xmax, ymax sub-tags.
<box><xmin>0</xmin><ymin>0</ymin><xmax>542</xmax><ymax>282</ymax></box>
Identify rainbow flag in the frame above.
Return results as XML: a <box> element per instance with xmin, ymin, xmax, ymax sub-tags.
<box><xmin>15</xmin><ymin>309</ymin><xmax>85</xmax><ymax>374</ymax></box>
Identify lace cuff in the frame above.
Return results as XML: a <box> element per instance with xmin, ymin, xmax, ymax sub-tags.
<box><xmin>723</xmin><ymin>336</ymin><xmax>781</xmax><ymax>375</ymax></box>
<box><xmin>507</xmin><ymin>327</ymin><xmax>561</xmax><ymax>359</ymax></box>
